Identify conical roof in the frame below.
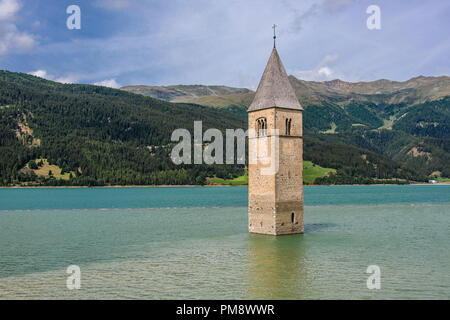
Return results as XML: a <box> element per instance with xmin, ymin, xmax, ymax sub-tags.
<box><xmin>248</xmin><ymin>47</ymin><xmax>302</xmax><ymax>112</ymax></box>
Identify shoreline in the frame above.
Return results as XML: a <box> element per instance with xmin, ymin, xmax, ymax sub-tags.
<box><xmin>1</xmin><ymin>182</ymin><xmax>449</xmax><ymax>189</ymax></box>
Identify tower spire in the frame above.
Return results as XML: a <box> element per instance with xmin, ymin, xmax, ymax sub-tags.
<box><xmin>272</xmin><ymin>24</ymin><xmax>277</xmax><ymax>48</ymax></box>
<box><xmin>247</xmin><ymin>43</ymin><xmax>302</xmax><ymax>112</ymax></box>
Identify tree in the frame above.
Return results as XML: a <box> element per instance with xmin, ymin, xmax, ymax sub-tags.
<box><xmin>28</xmin><ymin>160</ymin><xmax>38</xmax><ymax>169</ymax></box>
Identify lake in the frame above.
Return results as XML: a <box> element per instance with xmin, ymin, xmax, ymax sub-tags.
<box><xmin>0</xmin><ymin>185</ymin><xmax>449</xmax><ymax>299</ymax></box>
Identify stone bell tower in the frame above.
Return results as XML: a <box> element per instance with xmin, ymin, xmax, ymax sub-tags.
<box><xmin>247</xmin><ymin>36</ymin><xmax>304</xmax><ymax>235</ymax></box>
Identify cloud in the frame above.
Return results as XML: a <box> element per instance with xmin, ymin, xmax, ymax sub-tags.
<box><xmin>0</xmin><ymin>0</ymin><xmax>19</xmax><ymax>20</ymax></box>
<box><xmin>54</xmin><ymin>75</ymin><xmax>78</xmax><ymax>84</ymax></box>
<box><xmin>9</xmin><ymin>0</ymin><xmax>449</xmax><ymax>86</ymax></box>
<box><xmin>93</xmin><ymin>0</ymin><xmax>131</xmax><ymax>10</ymax></box>
<box><xmin>28</xmin><ymin>69</ymin><xmax>78</xmax><ymax>84</ymax></box>
<box><xmin>318</xmin><ymin>66</ymin><xmax>332</xmax><ymax>77</ymax></box>
<box><xmin>286</xmin><ymin>0</ymin><xmax>355</xmax><ymax>32</ymax></box>
<box><xmin>238</xmin><ymin>73</ymin><xmax>256</xmax><ymax>90</ymax></box>
<box><xmin>0</xmin><ymin>0</ymin><xmax>36</xmax><ymax>55</ymax></box>
<box><xmin>29</xmin><ymin>69</ymin><xmax>47</xmax><ymax>78</ymax></box>
<box><xmin>321</xmin><ymin>53</ymin><xmax>339</xmax><ymax>65</ymax></box>
<box><xmin>293</xmin><ymin>54</ymin><xmax>339</xmax><ymax>81</ymax></box>
<box><xmin>322</xmin><ymin>0</ymin><xmax>355</xmax><ymax>13</ymax></box>
<box><xmin>94</xmin><ymin>78</ymin><xmax>121</xmax><ymax>88</ymax></box>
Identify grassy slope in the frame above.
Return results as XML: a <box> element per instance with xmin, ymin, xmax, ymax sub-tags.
<box><xmin>23</xmin><ymin>159</ymin><xmax>75</xmax><ymax>180</ymax></box>
<box><xmin>174</xmin><ymin>92</ymin><xmax>255</xmax><ymax>108</ymax></box>
<box><xmin>210</xmin><ymin>173</ymin><xmax>249</xmax><ymax>186</ymax></box>
<box><xmin>303</xmin><ymin>161</ymin><xmax>336</xmax><ymax>184</ymax></box>
<box><xmin>209</xmin><ymin>161</ymin><xmax>337</xmax><ymax>185</ymax></box>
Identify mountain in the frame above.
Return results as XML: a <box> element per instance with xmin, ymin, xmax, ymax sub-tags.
<box><xmin>0</xmin><ymin>71</ymin><xmax>246</xmax><ymax>186</ymax></box>
<box><xmin>293</xmin><ymin>76</ymin><xmax>450</xmax><ymax>180</ymax></box>
<box><xmin>121</xmin><ymin>84</ymin><xmax>252</xmax><ymax>103</ymax></box>
<box><xmin>121</xmin><ymin>75</ymin><xmax>450</xmax><ymax>179</ymax></box>
<box><xmin>121</xmin><ymin>75</ymin><xmax>450</xmax><ymax>108</ymax></box>
<box><xmin>0</xmin><ymin>70</ymin><xmax>446</xmax><ymax>186</ymax></box>
<box><xmin>289</xmin><ymin>75</ymin><xmax>450</xmax><ymax>106</ymax></box>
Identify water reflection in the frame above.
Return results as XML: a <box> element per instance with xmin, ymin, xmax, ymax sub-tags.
<box><xmin>245</xmin><ymin>234</ymin><xmax>310</xmax><ymax>299</ymax></box>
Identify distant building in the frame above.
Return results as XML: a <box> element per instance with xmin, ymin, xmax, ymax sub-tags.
<box><xmin>428</xmin><ymin>180</ymin><xmax>438</xmax><ymax>184</ymax></box>
<box><xmin>247</xmin><ymin>44</ymin><xmax>304</xmax><ymax>235</ymax></box>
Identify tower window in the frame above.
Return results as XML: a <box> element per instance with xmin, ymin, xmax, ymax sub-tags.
<box><xmin>256</xmin><ymin>117</ymin><xmax>267</xmax><ymax>136</ymax></box>
<box><xmin>285</xmin><ymin>118</ymin><xmax>292</xmax><ymax>135</ymax></box>
<box><xmin>291</xmin><ymin>212</ymin><xmax>295</xmax><ymax>224</ymax></box>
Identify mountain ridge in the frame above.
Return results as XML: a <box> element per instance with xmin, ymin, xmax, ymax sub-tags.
<box><xmin>121</xmin><ymin>75</ymin><xmax>450</xmax><ymax>107</ymax></box>
<box><xmin>120</xmin><ymin>84</ymin><xmax>251</xmax><ymax>103</ymax></box>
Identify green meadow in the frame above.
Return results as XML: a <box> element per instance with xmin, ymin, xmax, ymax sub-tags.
<box><xmin>302</xmin><ymin>161</ymin><xmax>336</xmax><ymax>184</ymax></box>
<box><xmin>210</xmin><ymin>173</ymin><xmax>249</xmax><ymax>186</ymax></box>
<box><xmin>209</xmin><ymin>161</ymin><xmax>336</xmax><ymax>186</ymax></box>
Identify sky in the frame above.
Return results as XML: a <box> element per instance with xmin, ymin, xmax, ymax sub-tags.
<box><xmin>0</xmin><ymin>0</ymin><xmax>449</xmax><ymax>89</ymax></box>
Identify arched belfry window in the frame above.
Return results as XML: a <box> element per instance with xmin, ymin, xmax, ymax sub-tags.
<box><xmin>256</xmin><ymin>117</ymin><xmax>267</xmax><ymax>137</ymax></box>
<box><xmin>285</xmin><ymin>118</ymin><xmax>292</xmax><ymax>135</ymax></box>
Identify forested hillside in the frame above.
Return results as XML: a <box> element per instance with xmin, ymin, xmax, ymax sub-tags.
<box><xmin>0</xmin><ymin>71</ymin><xmax>245</xmax><ymax>186</ymax></box>
<box><xmin>124</xmin><ymin>75</ymin><xmax>449</xmax><ymax>181</ymax></box>
<box><xmin>0</xmin><ymin>70</ymin><xmax>445</xmax><ymax>186</ymax></box>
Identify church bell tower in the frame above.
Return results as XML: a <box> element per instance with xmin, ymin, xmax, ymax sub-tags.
<box><xmin>247</xmin><ymin>31</ymin><xmax>304</xmax><ymax>235</ymax></box>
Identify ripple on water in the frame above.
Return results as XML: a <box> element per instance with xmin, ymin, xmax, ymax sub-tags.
<box><xmin>0</xmin><ymin>200</ymin><xmax>449</xmax><ymax>299</ymax></box>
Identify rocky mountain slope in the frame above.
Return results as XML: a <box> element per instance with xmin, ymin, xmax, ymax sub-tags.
<box><xmin>121</xmin><ymin>75</ymin><xmax>450</xmax><ymax>108</ymax></box>
<box><xmin>121</xmin><ymin>84</ymin><xmax>251</xmax><ymax>103</ymax></box>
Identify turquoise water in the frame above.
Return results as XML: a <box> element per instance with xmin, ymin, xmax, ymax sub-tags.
<box><xmin>0</xmin><ymin>185</ymin><xmax>449</xmax><ymax>299</ymax></box>
<box><xmin>0</xmin><ymin>185</ymin><xmax>448</xmax><ymax>210</ymax></box>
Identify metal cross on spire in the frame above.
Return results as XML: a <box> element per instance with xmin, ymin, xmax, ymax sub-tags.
<box><xmin>272</xmin><ymin>24</ymin><xmax>277</xmax><ymax>48</ymax></box>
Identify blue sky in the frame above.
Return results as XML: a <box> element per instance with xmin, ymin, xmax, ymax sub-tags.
<box><xmin>0</xmin><ymin>0</ymin><xmax>449</xmax><ymax>89</ymax></box>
